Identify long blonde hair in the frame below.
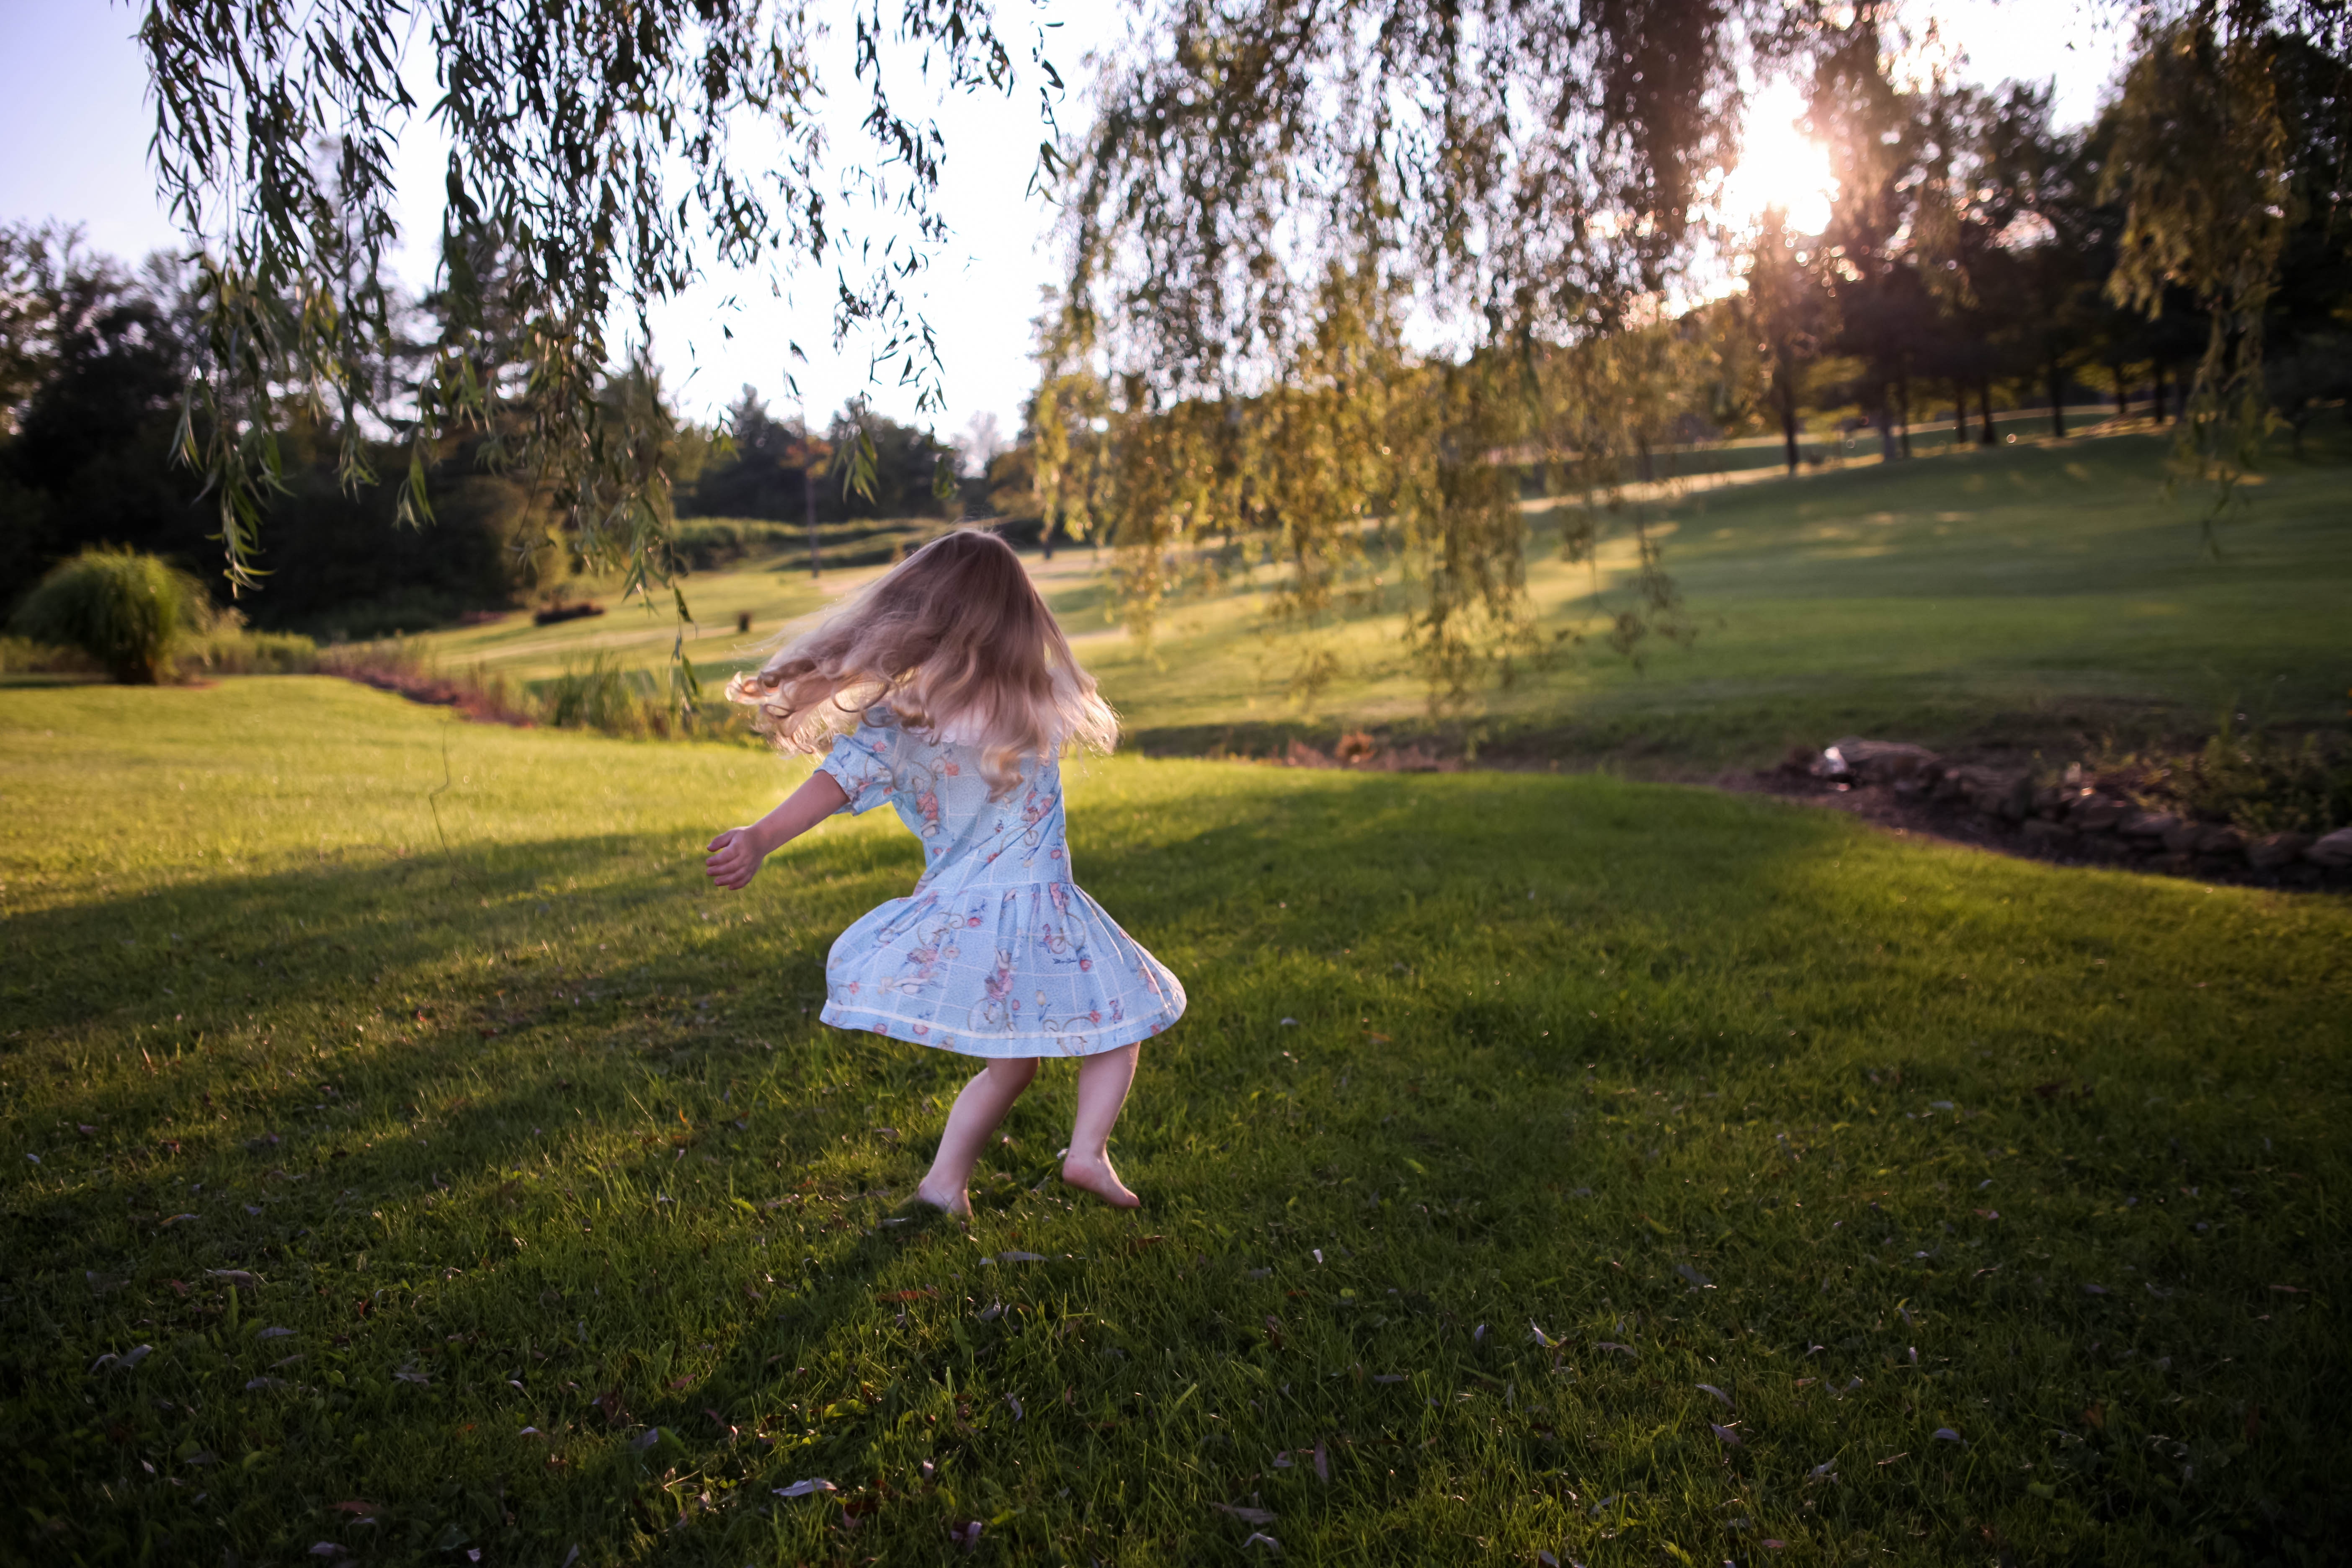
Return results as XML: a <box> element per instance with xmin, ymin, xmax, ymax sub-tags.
<box><xmin>727</xmin><ymin>529</ymin><xmax>1119</xmax><ymax>795</ymax></box>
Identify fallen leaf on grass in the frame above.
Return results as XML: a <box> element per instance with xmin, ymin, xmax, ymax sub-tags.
<box><xmin>775</xmin><ymin>1479</ymin><xmax>837</xmax><ymax>1498</ymax></box>
<box><xmin>1876</xmin><ymin>1452</ymin><xmax>1908</xmax><ymax>1466</ymax></box>
<box><xmin>90</xmin><ymin>1345</ymin><xmax>154</xmax><ymax>1372</ymax></box>
<box><xmin>1214</xmin><ymin>1504</ymin><xmax>1277</xmax><ymax>1525</ymax></box>
<box><xmin>245</xmin><ymin>1377</ymin><xmax>289</xmax><ymax>1391</ymax></box>
<box><xmin>206</xmin><ymin>1269</ymin><xmax>259</xmax><ymax>1287</ymax></box>
<box><xmin>1372</xmin><ymin>1373</ymin><xmax>1407</xmax><ymax>1384</ymax></box>
<box><xmin>1272</xmin><ymin>1451</ymin><xmax>1292</xmax><ymax>1468</ymax></box>
<box><xmin>2269</xmin><ymin>1284</ymin><xmax>2309</xmax><ymax>1295</ymax></box>
<box><xmin>1710</xmin><ymin>1423</ymin><xmax>1742</xmax><ymax>1446</ymax></box>
<box><xmin>1531</xmin><ymin>1321</ymin><xmax>1558</xmax><ymax>1348</ymax></box>
<box><xmin>1594</xmin><ymin>1343</ymin><xmax>1636</xmax><ymax>1358</ymax></box>
<box><xmin>308</xmin><ymin>1544</ymin><xmax>348</xmax><ymax>1559</ymax></box>
<box><xmin>258</xmin><ymin>1327</ymin><xmax>294</xmax><ymax>1340</ymax></box>
<box><xmin>1934</xmin><ymin>1428</ymin><xmax>1965</xmax><ymax>1444</ymax></box>
<box><xmin>1674</xmin><ymin>1263</ymin><xmax>1713</xmax><ymax>1289</ymax></box>
<box><xmin>2080</xmin><ymin>1403</ymin><xmax>2105</xmax><ymax>1430</ymax></box>
<box><xmin>1763</xmin><ymin>1540</ymin><xmax>1789</xmax><ymax>1550</ymax></box>
<box><xmin>1005</xmin><ymin>1394</ymin><xmax>1024</xmax><ymax>1421</ymax></box>
<box><xmin>1242</xmin><ymin>1532</ymin><xmax>1281</xmax><ymax>1553</ymax></box>
<box><xmin>2083</xmin><ymin>1284</ymin><xmax>2110</xmax><ymax>1296</ymax></box>
<box><xmin>1697</xmin><ymin>1384</ymin><xmax>1732</xmax><ymax>1408</ymax></box>
<box><xmin>1314</xmin><ymin>1441</ymin><xmax>1330</xmax><ymax>1483</ymax></box>
<box><xmin>950</xmin><ymin>1520</ymin><xmax>983</xmax><ymax>1549</ymax></box>
<box><xmin>996</xmin><ymin>1251</ymin><xmax>1046</xmax><ymax>1263</ymax></box>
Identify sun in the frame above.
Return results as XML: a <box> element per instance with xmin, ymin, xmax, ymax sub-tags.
<box><xmin>1718</xmin><ymin>78</ymin><xmax>1837</xmax><ymax>235</ymax></box>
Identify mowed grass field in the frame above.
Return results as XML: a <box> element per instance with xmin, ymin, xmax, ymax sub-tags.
<box><xmin>412</xmin><ymin>428</ymin><xmax>2352</xmax><ymax>771</ymax></box>
<box><xmin>2</xmin><ymin>679</ymin><xmax>2345</xmax><ymax>1565</ymax></box>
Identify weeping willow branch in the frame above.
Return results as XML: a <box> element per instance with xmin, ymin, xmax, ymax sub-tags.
<box><xmin>140</xmin><ymin>0</ymin><xmax>1052</xmax><ymax>613</ymax></box>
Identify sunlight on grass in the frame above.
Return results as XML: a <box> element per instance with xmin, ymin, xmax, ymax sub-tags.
<box><xmin>1</xmin><ymin>681</ymin><xmax>2343</xmax><ymax>1562</ymax></box>
<box><xmin>392</xmin><ymin>431</ymin><xmax>2350</xmax><ymax>775</ymax></box>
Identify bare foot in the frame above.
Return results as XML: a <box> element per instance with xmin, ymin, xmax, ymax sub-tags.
<box><xmin>912</xmin><ymin>1182</ymin><xmax>971</xmax><ymax>1219</ymax></box>
<box><xmin>1060</xmin><ymin>1152</ymin><xmax>1140</xmax><ymax>1209</ymax></box>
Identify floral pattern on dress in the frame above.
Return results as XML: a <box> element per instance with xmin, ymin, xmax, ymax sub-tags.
<box><xmin>814</xmin><ymin>709</ymin><xmax>1184</xmax><ymax>1057</ymax></box>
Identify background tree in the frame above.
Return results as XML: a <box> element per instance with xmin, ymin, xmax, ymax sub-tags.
<box><xmin>1746</xmin><ymin>208</ymin><xmax>1832</xmax><ymax>474</ymax></box>
<box><xmin>138</xmin><ymin>0</ymin><xmax>1056</xmax><ymax>603</ymax></box>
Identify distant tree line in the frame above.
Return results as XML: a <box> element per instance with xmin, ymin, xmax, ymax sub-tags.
<box><xmin>0</xmin><ymin>222</ymin><xmax>973</xmax><ymax>635</ymax></box>
<box><xmin>1743</xmin><ymin>32</ymin><xmax>2349</xmax><ymax>475</ymax></box>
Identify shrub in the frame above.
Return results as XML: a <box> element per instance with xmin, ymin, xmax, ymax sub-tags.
<box><xmin>7</xmin><ymin>547</ymin><xmax>209</xmax><ymax>683</ymax></box>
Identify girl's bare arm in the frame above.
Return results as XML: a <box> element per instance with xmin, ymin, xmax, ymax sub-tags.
<box><xmin>704</xmin><ymin>769</ymin><xmax>851</xmax><ymax>890</ymax></box>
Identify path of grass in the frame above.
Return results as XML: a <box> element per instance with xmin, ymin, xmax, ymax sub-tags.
<box><xmin>406</xmin><ymin>430</ymin><xmax>2352</xmax><ymax>774</ymax></box>
<box><xmin>2</xmin><ymin>681</ymin><xmax>2344</xmax><ymax>1564</ymax></box>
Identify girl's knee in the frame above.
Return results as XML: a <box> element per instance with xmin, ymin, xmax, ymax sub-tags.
<box><xmin>986</xmin><ymin>1057</ymin><xmax>1040</xmax><ymax>1089</ymax></box>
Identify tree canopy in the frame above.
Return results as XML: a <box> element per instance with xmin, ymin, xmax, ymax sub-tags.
<box><xmin>112</xmin><ymin>0</ymin><xmax>2352</xmax><ymax>706</ymax></box>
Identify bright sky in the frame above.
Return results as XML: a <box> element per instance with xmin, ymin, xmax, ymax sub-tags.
<box><xmin>0</xmin><ymin>0</ymin><xmax>2127</xmax><ymax>446</ymax></box>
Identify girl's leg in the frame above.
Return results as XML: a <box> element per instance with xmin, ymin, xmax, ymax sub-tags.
<box><xmin>916</xmin><ymin>1057</ymin><xmax>1038</xmax><ymax>1217</ymax></box>
<box><xmin>1061</xmin><ymin>1044</ymin><xmax>1141</xmax><ymax>1209</ymax></box>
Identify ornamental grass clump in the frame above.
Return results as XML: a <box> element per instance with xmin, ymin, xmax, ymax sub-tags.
<box><xmin>8</xmin><ymin>547</ymin><xmax>209</xmax><ymax>684</ymax></box>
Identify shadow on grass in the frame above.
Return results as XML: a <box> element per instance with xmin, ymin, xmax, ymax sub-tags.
<box><xmin>5</xmin><ymin>775</ymin><xmax>2347</xmax><ymax>1559</ymax></box>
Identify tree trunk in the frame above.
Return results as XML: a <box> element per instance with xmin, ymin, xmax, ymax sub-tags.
<box><xmin>805</xmin><ymin>464</ymin><xmax>819</xmax><ymax>579</ymax></box>
<box><xmin>2113</xmin><ymin>364</ymin><xmax>2128</xmax><ymax>418</ymax></box>
<box><xmin>1896</xmin><ymin>373</ymin><xmax>1913</xmax><ymax>459</ymax></box>
<box><xmin>1979</xmin><ymin>380</ymin><xmax>1996</xmax><ymax>446</ymax></box>
<box><xmin>2048</xmin><ymin>360</ymin><xmax>2067</xmax><ymax>439</ymax></box>
<box><xmin>1780</xmin><ymin>388</ymin><xmax>1800</xmax><ymax>476</ymax></box>
<box><xmin>2153</xmin><ymin>363</ymin><xmax>2167</xmax><ymax>423</ymax></box>
<box><xmin>1876</xmin><ymin>399</ymin><xmax>1897</xmax><ymax>462</ymax></box>
<box><xmin>1953</xmin><ymin>387</ymin><xmax>1970</xmax><ymax>444</ymax></box>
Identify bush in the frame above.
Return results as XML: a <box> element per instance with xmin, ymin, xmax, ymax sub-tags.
<box><xmin>7</xmin><ymin>547</ymin><xmax>208</xmax><ymax>683</ymax></box>
<box><xmin>182</xmin><ymin>619</ymin><xmax>321</xmax><ymax>676</ymax></box>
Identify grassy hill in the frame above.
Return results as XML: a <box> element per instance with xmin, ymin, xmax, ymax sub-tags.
<box><xmin>1</xmin><ymin>679</ymin><xmax>2344</xmax><ymax>1562</ymax></box>
<box><xmin>405</xmin><ymin>426</ymin><xmax>2352</xmax><ymax>773</ymax></box>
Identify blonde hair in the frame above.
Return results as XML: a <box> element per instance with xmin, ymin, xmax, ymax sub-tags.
<box><xmin>726</xmin><ymin>529</ymin><xmax>1119</xmax><ymax>796</ymax></box>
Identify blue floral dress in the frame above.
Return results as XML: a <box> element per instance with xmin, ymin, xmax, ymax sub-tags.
<box><xmin>814</xmin><ymin>709</ymin><xmax>1185</xmax><ymax>1057</ymax></box>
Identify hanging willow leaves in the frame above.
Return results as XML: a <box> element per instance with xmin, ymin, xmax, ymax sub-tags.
<box><xmin>138</xmin><ymin>0</ymin><xmax>1051</xmax><ymax>620</ymax></box>
<box><xmin>1043</xmin><ymin>0</ymin><xmax>1800</xmax><ymax>705</ymax></box>
<box><xmin>2103</xmin><ymin>0</ymin><xmax>2352</xmax><ymax>526</ymax></box>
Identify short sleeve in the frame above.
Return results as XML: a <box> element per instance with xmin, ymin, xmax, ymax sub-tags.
<box><xmin>817</xmin><ymin>726</ymin><xmax>896</xmax><ymax>815</ymax></box>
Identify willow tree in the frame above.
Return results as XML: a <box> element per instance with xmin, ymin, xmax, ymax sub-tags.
<box><xmin>1036</xmin><ymin>0</ymin><xmax>1807</xmax><ymax>704</ymax></box>
<box><xmin>139</xmin><ymin>0</ymin><xmax>1055</xmax><ymax>642</ymax></box>
<box><xmin>2104</xmin><ymin>0</ymin><xmax>2352</xmax><ymax>511</ymax></box>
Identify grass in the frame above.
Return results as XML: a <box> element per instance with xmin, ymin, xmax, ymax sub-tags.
<box><xmin>390</xmin><ymin>426</ymin><xmax>2352</xmax><ymax>775</ymax></box>
<box><xmin>2</xmin><ymin>678</ymin><xmax>2345</xmax><ymax>1564</ymax></box>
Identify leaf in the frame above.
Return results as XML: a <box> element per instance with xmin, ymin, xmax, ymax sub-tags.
<box><xmin>1313</xmin><ymin>1441</ymin><xmax>1329</xmax><ymax>1483</ymax></box>
<box><xmin>1697</xmin><ymin>1383</ymin><xmax>1732</xmax><ymax>1408</ymax></box>
<box><xmin>2083</xmin><ymin>1284</ymin><xmax>2110</xmax><ymax>1295</ymax></box>
<box><xmin>997</xmin><ymin>1251</ymin><xmax>1046</xmax><ymax>1263</ymax></box>
<box><xmin>1710</xmin><ymin>1423</ymin><xmax>1742</xmax><ymax>1446</ymax></box>
<box><xmin>775</xmin><ymin>1478</ymin><xmax>838</xmax><ymax>1498</ymax></box>
<box><xmin>206</xmin><ymin>1269</ymin><xmax>260</xmax><ymax>1287</ymax></box>
<box><xmin>1934</xmin><ymin>1428</ymin><xmax>1964</xmax><ymax>1444</ymax></box>
<box><xmin>1595</xmin><ymin>1342</ymin><xmax>1636</xmax><ymax>1357</ymax></box>
<box><xmin>1531</xmin><ymin>1321</ymin><xmax>1557</xmax><ymax>1348</ymax></box>
<box><xmin>1214</xmin><ymin>1504</ymin><xmax>1277</xmax><ymax>1525</ymax></box>
<box><xmin>1005</xmin><ymin>1394</ymin><xmax>1024</xmax><ymax>1421</ymax></box>
<box><xmin>1674</xmin><ymin>1263</ymin><xmax>1713</xmax><ymax>1288</ymax></box>
<box><xmin>1242</xmin><ymin>1533</ymin><xmax>1282</xmax><ymax>1553</ymax></box>
<box><xmin>258</xmin><ymin>1326</ymin><xmax>294</xmax><ymax>1339</ymax></box>
<box><xmin>1372</xmin><ymin>1373</ymin><xmax>1407</xmax><ymax>1384</ymax></box>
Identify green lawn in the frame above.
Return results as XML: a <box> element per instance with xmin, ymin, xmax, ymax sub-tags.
<box><xmin>407</xmin><ymin>428</ymin><xmax>2352</xmax><ymax>773</ymax></box>
<box><xmin>2</xmin><ymin>680</ymin><xmax>2344</xmax><ymax>1564</ymax></box>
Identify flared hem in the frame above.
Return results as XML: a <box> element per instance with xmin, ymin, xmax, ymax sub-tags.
<box><xmin>820</xmin><ymin>999</ymin><xmax>1179</xmax><ymax>1058</ymax></box>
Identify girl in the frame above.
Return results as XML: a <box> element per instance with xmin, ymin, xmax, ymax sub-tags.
<box><xmin>703</xmin><ymin>530</ymin><xmax>1184</xmax><ymax>1216</ymax></box>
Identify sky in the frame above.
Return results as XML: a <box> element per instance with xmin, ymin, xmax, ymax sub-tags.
<box><xmin>0</xmin><ymin>0</ymin><xmax>2131</xmax><ymax>451</ymax></box>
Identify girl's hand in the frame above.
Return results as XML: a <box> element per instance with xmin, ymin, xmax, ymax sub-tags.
<box><xmin>704</xmin><ymin>826</ymin><xmax>770</xmax><ymax>890</ymax></box>
<box><xmin>701</xmin><ymin>770</ymin><xmax>849</xmax><ymax>892</ymax></box>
